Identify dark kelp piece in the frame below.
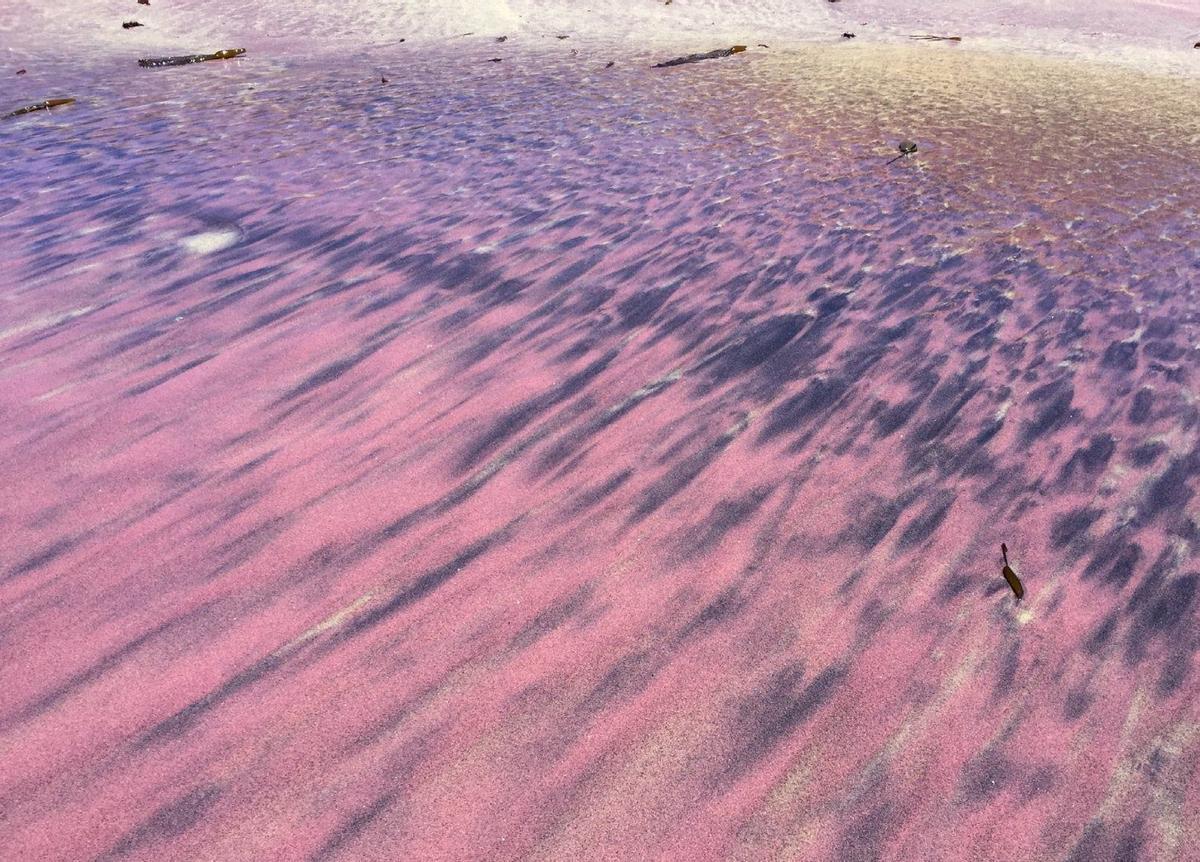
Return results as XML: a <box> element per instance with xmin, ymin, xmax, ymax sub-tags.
<box><xmin>138</xmin><ymin>48</ymin><xmax>245</xmax><ymax>68</ymax></box>
<box><xmin>1001</xmin><ymin>543</ymin><xmax>1025</xmax><ymax>601</ymax></box>
<box><xmin>842</xmin><ymin>33</ymin><xmax>856</xmax><ymax>39</ymax></box>
<box><xmin>122</xmin><ymin>21</ymin><xmax>144</xmax><ymax>28</ymax></box>
<box><xmin>4</xmin><ymin>97</ymin><xmax>75</xmax><ymax>119</ymax></box>
<box><xmin>653</xmin><ymin>45</ymin><xmax>747</xmax><ymax>68</ymax></box>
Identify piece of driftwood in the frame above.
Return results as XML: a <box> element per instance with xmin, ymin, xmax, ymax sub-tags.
<box><xmin>138</xmin><ymin>48</ymin><xmax>245</xmax><ymax>67</ymax></box>
<box><xmin>653</xmin><ymin>45</ymin><xmax>746</xmax><ymax>68</ymax></box>
<box><xmin>4</xmin><ymin>97</ymin><xmax>74</xmax><ymax>119</ymax></box>
<box><xmin>909</xmin><ymin>34</ymin><xmax>962</xmax><ymax>42</ymax></box>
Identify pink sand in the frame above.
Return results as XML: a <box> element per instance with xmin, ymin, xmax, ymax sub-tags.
<box><xmin>2</xmin><ymin>3</ymin><xmax>1200</xmax><ymax>861</ymax></box>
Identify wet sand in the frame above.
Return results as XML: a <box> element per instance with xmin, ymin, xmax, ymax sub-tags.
<box><xmin>2</xmin><ymin>40</ymin><xmax>1200</xmax><ymax>861</ymax></box>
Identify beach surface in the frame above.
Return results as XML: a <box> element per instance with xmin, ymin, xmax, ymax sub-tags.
<box><xmin>3</xmin><ymin>3</ymin><xmax>1200</xmax><ymax>861</ymax></box>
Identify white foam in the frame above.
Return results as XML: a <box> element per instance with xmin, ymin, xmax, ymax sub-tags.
<box><xmin>180</xmin><ymin>228</ymin><xmax>240</xmax><ymax>255</ymax></box>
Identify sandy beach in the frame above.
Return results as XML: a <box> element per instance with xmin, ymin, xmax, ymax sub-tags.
<box><xmin>3</xmin><ymin>2</ymin><xmax>1200</xmax><ymax>860</ymax></box>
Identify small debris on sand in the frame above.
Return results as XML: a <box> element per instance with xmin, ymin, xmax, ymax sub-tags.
<box><xmin>885</xmin><ymin>140</ymin><xmax>919</xmax><ymax>165</ymax></box>
<box><xmin>138</xmin><ymin>0</ymin><xmax>149</xmax><ymax>4</ymax></box>
<box><xmin>842</xmin><ymin>32</ymin><xmax>856</xmax><ymax>39</ymax></box>
<box><xmin>487</xmin><ymin>58</ymin><xmax>503</xmax><ymax>63</ymax></box>
<box><xmin>495</xmin><ymin>36</ymin><xmax>507</xmax><ymax>42</ymax></box>
<box><xmin>757</xmin><ymin>43</ymin><xmax>769</xmax><ymax>48</ymax></box>
<box><xmin>138</xmin><ymin>48</ymin><xmax>245</xmax><ymax>67</ymax></box>
<box><xmin>653</xmin><ymin>45</ymin><xmax>746</xmax><ymax>68</ymax></box>
<box><xmin>605</xmin><ymin>61</ymin><xmax>615</xmax><ymax>68</ymax></box>
<box><xmin>557</xmin><ymin>35</ymin><xmax>570</xmax><ymax>40</ymax></box>
<box><xmin>122</xmin><ymin>21</ymin><xmax>144</xmax><ymax>29</ymax></box>
<box><xmin>16</xmin><ymin>69</ymin><xmax>26</xmax><ymax>75</ymax></box>
<box><xmin>1001</xmin><ymin>543</ymin><xmax>1025</xmax><ymax>601</ymax></box>
<box><xmin>4</xmin><ymin>97</ymin><xmax>75</xmax><ymax>119</ymax></box>
<box><xmin>910</xmin><ymin>34</ymin><xmax>963</xmax><ymax>41</ymax></box>
<box><xmin>381</xmin><ymin>76</ymin><xmax>388</xmax><ymax>84</ymax></box>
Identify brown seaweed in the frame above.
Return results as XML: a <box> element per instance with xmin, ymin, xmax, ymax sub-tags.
<box><xmin>4</xmin><ymin>97</ymin><xmax>75</xmax><ymax>119</ymax></box>
<box><xmin>653</xmin><ymin>46</ymin><xmax>746</xmax><ymax>68</ymax></box>
<box><xmin>1001</xmin><ymin>543</ymin><xmax>1025</xmax><ymax>601</ymax></box>
<box><xmin>138</xmin><ymin>48</ymin><xmax>245</xmax><ymax>68</ymax></box>
<box><xmin>122</xmin><ymin>21</ymin><xmax>144</xmax><ymax>29</ymax></box>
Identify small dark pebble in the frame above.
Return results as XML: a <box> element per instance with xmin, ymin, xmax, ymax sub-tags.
<box><xmin>605</xmin><ymin>61</ymin><xmax>615</xmax><ymax>68</ymax></box>
<box><xmin>842</xmin><ymin>32</ymin><xmax>856</xmax><ymax>38</ymax></box>
<box><xmin>122</xmin><ymin>20</ymin><xmax>144</xmax><ymax>28</ymax></box>
<box><xmin>16</xmin><ymin>69</ymin><xmax>26</xmax><ymax>75</ymax></box>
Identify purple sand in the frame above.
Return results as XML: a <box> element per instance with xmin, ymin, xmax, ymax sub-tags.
<box><xmin>2</xmin><ymin>42</ymin><xmax>1200</xmax><ymax>860</ymax></box>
